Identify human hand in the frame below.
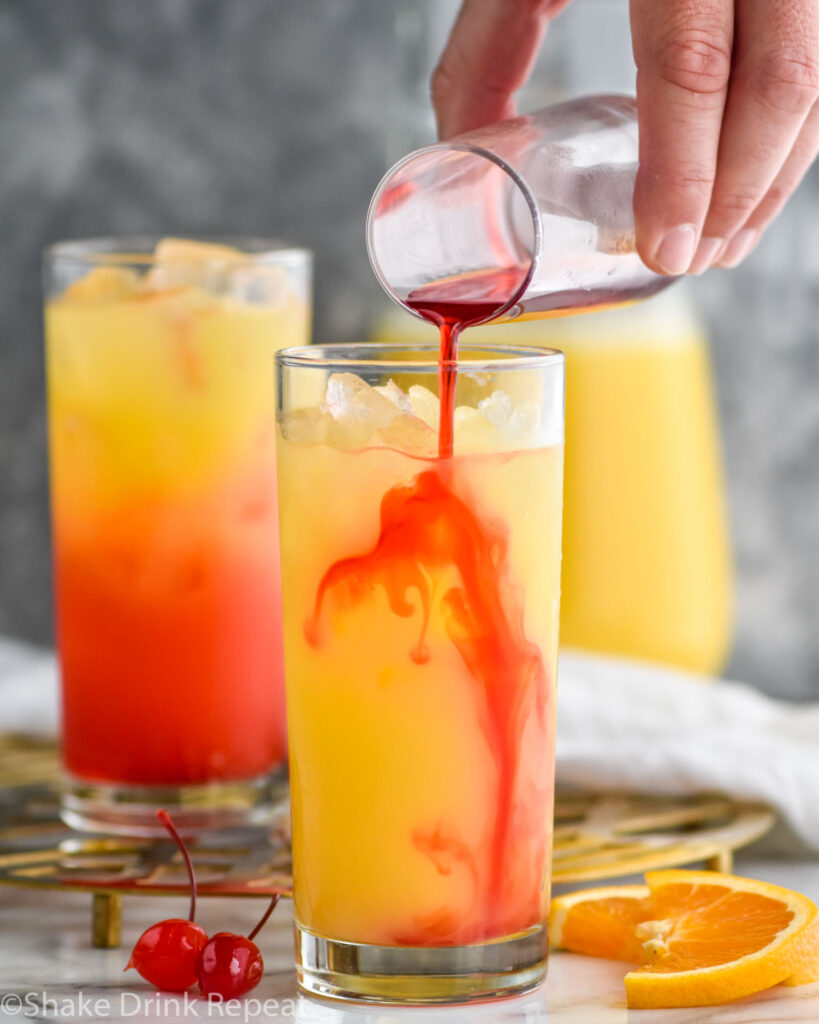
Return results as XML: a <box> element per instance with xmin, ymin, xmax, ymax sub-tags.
<box><xmin>432</xmin><ymin>0</ymin><xmax>819</xmax><ymax>275</ymax></box>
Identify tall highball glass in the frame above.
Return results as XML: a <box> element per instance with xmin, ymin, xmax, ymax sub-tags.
<box><xmin>44</xmin><ymin>236</ymin><xmax>311</xmax><ymax>835</ymax></box>
<box><xmin>276</xmin><ymin>342</ymin><xmax>564</xmax><ymax>1003</ymax></box>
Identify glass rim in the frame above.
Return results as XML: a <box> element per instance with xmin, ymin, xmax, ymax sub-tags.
<box><xmin>44</xmin><ymin>235</ymin><xmax>312</xmax><ymax>269</ymax></box>
<box><xmin>366</xmin><ymin>142</ymin><xmax>540</xmax><ymax>326</ymax></box>
<box><xmin>276</xmin><ymin>341</ymin><xmax>564</xmax><ymax>373</ymax></box>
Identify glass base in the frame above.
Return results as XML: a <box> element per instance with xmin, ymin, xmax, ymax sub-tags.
<box><xmin>295</xmin><ymin>921</ymin><xmax>547</xmax><ymax>1005</ymax></box>
<box><xmin>60</xmin><ymin>769</ymin><xmax>287</xmax><ymax>836</ymax></box>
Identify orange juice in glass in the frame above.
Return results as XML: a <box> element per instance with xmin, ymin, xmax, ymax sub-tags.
<box><xmin>276</xmin><ymin>343</ymin><xmax>564</xmax><ymax>1003</ymax></box>
<box><xmin>45</xmin><ymin>237</ymin><xmax>311</xmax><ymax>834</ymax></box>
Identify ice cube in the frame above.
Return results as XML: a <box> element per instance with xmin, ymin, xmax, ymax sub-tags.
<box><xmin>324</xmin><ymin>416</ymin><xmax>367</xmax><ymax>450</ymax></box>
<box><xmin>408</xmin><ymin>385</ymin><xmax>440</xmax><ymax>429</ymax></box>
<box><xmin>230</xmin><ymin>264</ymin><xmax>292</xmax><ymax>306</ymax></box>
<box><xmin>478</xmin><ymin>390</ymin><xmax>513</xmax><ymax>429</ymax></box>
<box><xmin>453</xmin><ymin>404</ymin><xmax>501</xmax><ymax>452</ymax></box>
<box><xmin>147</xmin><ymin>237</ymin><xmax>241</xmax><ymax>291</ymax></box>
<box><xmin>281</xmin><ymin>407</ymin><xmax>333</xmax><ymax>444</ymax></box>
<box><xmin>508</xmin><ymin>399</ymin><xmax>540</xmax><ymax>442</ymax></box>
<box><xmin>325</xmin><ymin>372</ymin><xmax>402</xmax><ymax>445</ymax></box>
<box><xmin>372</xmin><ymin>413</ymin><xmax>438</xmax><ymax>458</ymax></box>
<box><xmin>62</xmin><ymin>267</ymin><xmax>140</xmax><ymax>303</ymax></box>
<box><xmin>153</xmin><ymin>238</ymin><xmax>241</xmax><ymax>265</ymax></box>
<box><xmin>375</xmin><ymin>379</ymin><xmax>412</xmax><ymax>413</ymax></box>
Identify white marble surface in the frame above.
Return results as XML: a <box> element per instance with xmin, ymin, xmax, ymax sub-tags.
<box><xmin>0</xmin><ymin>856</ymin><xmax>817</xmax><ymax>1023</ymax></box>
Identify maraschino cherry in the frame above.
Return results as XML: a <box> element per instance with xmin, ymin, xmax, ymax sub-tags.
<box><xmin>124</xmin><ymin>810</ymin><xmax>282</xmax><ymax>998</ymax></box>
<box><xmin>125</xmin><ymin>810</ymin><xmax>207</xmax><ymax>992</ymax></box>
<box><xmin>197</xmin><ymin>895</ymin><xmax>280</xmax><ymax>999</ymax></box>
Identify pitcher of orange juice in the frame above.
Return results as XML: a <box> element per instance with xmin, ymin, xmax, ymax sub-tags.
<box><xmin>371</xmin><ymin>285</ymin><xmax>733</xmax><ymax>675</ymax></box>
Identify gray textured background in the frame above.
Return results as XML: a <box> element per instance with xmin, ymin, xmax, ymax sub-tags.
<box><xmin>0</xmin><ymin>0</ymin><xmax>817</xmax><ymax>698</ymax></box>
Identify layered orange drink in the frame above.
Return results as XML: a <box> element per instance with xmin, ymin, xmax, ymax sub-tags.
<box><xmin>45</xmin><ymin>238</ymin><xmax>310</xmax><ymax>831</ymax></box>
<box><xmin>277</xmin><ymin>346</ymin><xmax>564</xmax><ymax>973</ymax></box>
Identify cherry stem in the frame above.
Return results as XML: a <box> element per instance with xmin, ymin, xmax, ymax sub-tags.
<box><xmin>247</xmin><ymin>894</ymin><xmax>280</xmax><ymax>942</ymax></box>
<box><xmin>156</xmin><ymin>809</ymin><xmax>198</xmax><ymax>923</ymax></box>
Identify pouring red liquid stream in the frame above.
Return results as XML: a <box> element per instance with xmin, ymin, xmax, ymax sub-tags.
<box><xmin>404</xmin><ymin>299</ymin><xmax>503</xmax><ymax>459</ymax></box>
<box><xmin>406</xmin><ymin>266</ymin><xmax>529</xmax><ymax>459</ymax></box>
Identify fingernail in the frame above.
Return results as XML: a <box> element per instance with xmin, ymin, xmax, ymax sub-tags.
<box><xmin>717</xmin><ymin>229</ymin><xmax>759</xmax><ymax>269</ymax></box>
<box><xmin>688</xmin><ymin>237</ymin><xmax>725</xmax><ymax>276</ymax></box>
<box><xmin>654</xmin><ymin>224</ymin><xmax>698</xmax><ymax>275</ymax></box>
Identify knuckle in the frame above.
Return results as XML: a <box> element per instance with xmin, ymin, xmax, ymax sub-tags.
<box><xmin>653</xmin><ymin>28</ymin><xmax>732</xmax><ymax>97</ymax></box>
<box><xmin>751</xmin><ymin>197</ymin><xmax>782</xmax><ymax>227</ymax></box>
<box><xmin>658</xmin><ymin>167</ymin><xmax>714</xmax><ymax>202</ymax></box>
<box><xmin>431</xmin><ymin>58</ymin><xmax>514</xmax><ymax>112</ymax></box>
<box><xmin>430</xmin><ymin>63</ymin><xmax>456</xmax><ymax>106</ymax></box>
<box><xmin>761</xmin><ymin>182</ymin><xmax>788</xmax><ymax>212</ymax></box>
<box><xmin>637</xmin><ymin>163</ymin><xmax>713</xmax><ymax>212</ymax></box>
<box><xmin>755</xmin><ymin>182</ymin><xmax>791</xmax><ymax>221</ymax></box>
<box><xmin>709</xmin><ymin>187</ymin><xmax>762</xmax><ymax>220</ymax></box>
<box><xmin>749</xmin><ymin>52</ymin><xmax>819</xmax><ymax>115</ymax></box>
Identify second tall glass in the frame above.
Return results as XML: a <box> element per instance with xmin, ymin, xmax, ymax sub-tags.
<box><xmin>276</xmin><ymin>342</ymin><xmax>564</xmax><ymax>1003</ymax></box>
<box><xmin>45</xmin><ymin>236</ymin><xmax>311</xmax><ymax>834</ymax></box>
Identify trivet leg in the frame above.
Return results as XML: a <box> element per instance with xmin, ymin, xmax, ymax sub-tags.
<box><xmin>706</xmin><ymin>850</ymin><xmax>733</xmax><ymax>873</ymax></box>
<box><xmin>92</xmin><ymin>892</ymin><xmax>122</xmax><ymax>949</ymax></box>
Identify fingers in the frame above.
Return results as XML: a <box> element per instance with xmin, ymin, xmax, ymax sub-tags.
<box><xmin>632</xmin><ymin>0</ymin><xmax>819</xmax><ymax>275</ymax></box>
<box><xmin>717</xmin><ymin>99</ymin><xmax>819</xmax><ymax>267</ymax></box>
<box><xmin>431</xmin><ymin>0</ymin><xmax>571</xmax><ymax>139</ymax></box>
<box><xmin>435</xmin><ymin>0</ymin><xmax>818</xmax><ymax>276</ymax></box>
<box><xmin>697</xmin><ymin>0</ymin><xmax>819</xmax><ymax>270</ymax></box>
<box><xmin>630</xmin><ymin>0</ymin><xmax>734</xmax><ymax>274</ymax></box>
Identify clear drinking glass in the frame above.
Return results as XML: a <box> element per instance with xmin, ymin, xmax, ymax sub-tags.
<box><xmin>368</xmin><ymin>94</ymin><xmax>672</xmax><ymax>324</ymax></box>
<box><xmin>44</xmin><ymin>236</ymin><xmax>311</xmax><ymax>835</ymax></box>
<box><xmin>276</xmin><ymin>342</ymin><xmax>564</xmax><ymax>1003</ymax></box>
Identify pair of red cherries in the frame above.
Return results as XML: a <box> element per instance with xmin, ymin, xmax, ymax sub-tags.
<box><xmin>126</xmin><ymin>810</ymin><xmax>279</xmax><ymax>998</ymax></box>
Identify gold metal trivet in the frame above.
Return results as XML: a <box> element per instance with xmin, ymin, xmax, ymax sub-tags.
<box><xmin>0</xmin><ymin>736</ymin><xmax>775</xmax><ymax>949</ymax></box>
<box><xmin>551</xmin><ymin>792</ymin><xmax>774</xmax><ymax>883</ymax></box>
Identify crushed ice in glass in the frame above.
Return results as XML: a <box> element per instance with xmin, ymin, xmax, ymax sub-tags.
<box><xmin>281</xmin><ymin>373</ymin><xmax>545</xmax><ymax>455</ymax></box>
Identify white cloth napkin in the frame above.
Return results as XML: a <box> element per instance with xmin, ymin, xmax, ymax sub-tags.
<box><xmin>0</xmin><ymin>635</ymin><xmax>59</xmax><ymax>738</ymax></box>
<box><xmin>557</xmin><ymin>650</ymin><xmax>819</xmax><ymax>852</ymax></box>
<box><xmin>1</xmin><ymin>635</ymin><xmax>817</xmax><ymax>849</ymax></box>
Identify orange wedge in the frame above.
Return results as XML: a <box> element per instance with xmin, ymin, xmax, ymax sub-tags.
<box><xmin>549</xmin><ymin>869</ymin><xmax>819</xmax><ymax>1008</ymax></box>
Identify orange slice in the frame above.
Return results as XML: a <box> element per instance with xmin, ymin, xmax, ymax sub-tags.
<box><xmin>781</xmin><ymin>914</ymin><xmax>819</xmax><ymax>986</ymax></box>
<box><xmin>549</xmin><ymin>883</ymin><xmax>651</xmax><ymax>963</ymax></box>
<box><xmin>549</xmin><ymin>869</ymin><xmax>819</xmax><ymax>1008</ymax></box>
